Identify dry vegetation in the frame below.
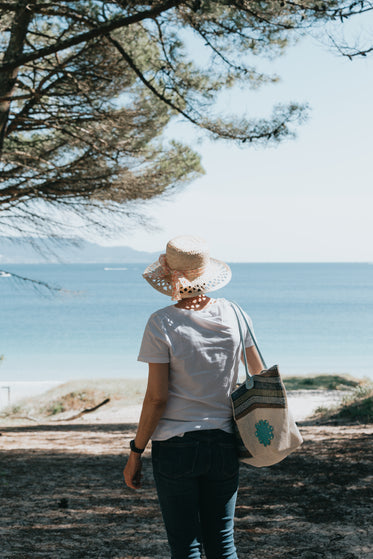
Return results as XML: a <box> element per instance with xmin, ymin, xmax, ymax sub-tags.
<box><xmin>0</xmin><ymin>379</ymin><xmax>147</xmax><ymax>422</ymax></box>
<box><xmin>310</xmin><ymin>383</ymin><xmax>373</xmax><ymax>425</ymax></box>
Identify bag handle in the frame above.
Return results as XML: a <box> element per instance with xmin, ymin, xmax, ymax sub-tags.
<box><xmin>230</xmin><ymin>302</ymin><xmax>267</xmax><ymax>389</ymax></box>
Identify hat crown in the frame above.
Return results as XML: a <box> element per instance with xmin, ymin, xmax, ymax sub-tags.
<box><xmin>166</xmin><ymin>235</ymin><xmax>209</xmax><ymax>271</ymax></box>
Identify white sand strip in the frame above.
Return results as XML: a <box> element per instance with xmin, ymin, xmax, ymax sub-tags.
<box><xmin>287</xmin><ymin>389</ymin><xmax>348</xmax><ymax>421</ymax></box>
<box><xmin>0</xmin><ymin>381</ymin><xmax>63</xmax><ymax>410</ymax></box>
<box><xmin>1</xmin><ymin>379</ymin><xmax>350</xmax><ymax>423</ymax></box>
<box><xmin>74</xmin><ymin>390</ymin><xmax>349</xmax><ymax>424</ymax></box>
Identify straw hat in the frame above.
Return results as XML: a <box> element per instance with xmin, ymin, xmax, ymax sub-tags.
<box><xmin>143</xmin><ymin>235</ymin><xmax>231</xmax><ymax>301</ymax></box>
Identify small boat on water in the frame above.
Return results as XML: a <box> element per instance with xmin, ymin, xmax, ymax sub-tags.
<box><xmin>0</xmin><ymin>271</ymin><xmax>11</xmax><ymax>277</ymax></box>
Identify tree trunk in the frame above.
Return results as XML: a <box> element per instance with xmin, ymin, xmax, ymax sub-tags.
<box><xmin>0</xmin><ymin>1</ymin><xmax>33</xmax><ymax>158</ymax></box>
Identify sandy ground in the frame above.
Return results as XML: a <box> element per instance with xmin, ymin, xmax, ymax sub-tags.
<box><xmin>0</xmin><ymin>420</ymin><xmax>372</xmax><ymax>559</ymax></box>
<box><xmin>39</xmin><ymin>389</ymin><xmax>349</xmax><ymax>425</ymax></box>
<box><xmin>1</xmin><ymin>388</ymin><xmax>372</xmax><ymax>559</ymax></box>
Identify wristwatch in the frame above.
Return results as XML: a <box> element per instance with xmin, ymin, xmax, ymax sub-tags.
<box><xmin>130</xmin><ymin>439</ymin><xmax>145</xmax><ymax>454</ymax></box>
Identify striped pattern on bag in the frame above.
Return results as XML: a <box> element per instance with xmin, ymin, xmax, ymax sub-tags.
<box><xmin>232</xmin><ymin>365</ymin><xmax>286</xmax><ymax>420</ymax></box>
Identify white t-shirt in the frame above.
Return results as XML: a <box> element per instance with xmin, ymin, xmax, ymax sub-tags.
<box><xmin>137</xmin><ymin>297</ymin><xmax>255</xmax><ymax>440</ymax></box>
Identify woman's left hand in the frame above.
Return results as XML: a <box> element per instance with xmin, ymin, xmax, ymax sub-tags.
<box><xmin>123</xmin><ymin>363</ymin><xmax>169</xmax><ymax>490</ymax></box>
<box><xmin>123</xmin><ymin>453</ymin><xmax>143</xmax><ymax>489</ymax></box>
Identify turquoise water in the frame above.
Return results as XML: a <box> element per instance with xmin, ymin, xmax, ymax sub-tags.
<box><xmin>0</xmin><ymin>263</ymin><xmax>372</xmax><ymax>381</ymax></box>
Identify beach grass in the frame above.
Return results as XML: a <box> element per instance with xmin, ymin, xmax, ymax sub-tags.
<box><xmin>281</xmin><ymin>373</ymin><xmax>363</xmax><ymax>391</ymax></box>
<box><xmin>312</xmin><ymin>381</ymin><xmax>373</xmax><ymax>423</ymax></box>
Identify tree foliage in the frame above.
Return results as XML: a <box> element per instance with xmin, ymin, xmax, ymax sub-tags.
<box><xmin>0</xmin><ymin>0</ymin><xmax>372</xmax><ymax>238</ymax></box>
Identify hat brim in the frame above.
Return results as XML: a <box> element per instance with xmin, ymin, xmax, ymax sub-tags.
<box><xmin>143</xmin><ymin>257</ymin><xmax>232</xmax><ymax>298</ymax></box>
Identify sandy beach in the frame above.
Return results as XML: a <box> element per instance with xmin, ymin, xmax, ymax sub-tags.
<box><xmin>0</xmin><ymin>375</ymin><xmax>352</xmax><ymax>417</ymax></box>
<box><xmin>49</xmin><ymin>388</ymin><xmax>348</xmax><ymax>424</ymax></box>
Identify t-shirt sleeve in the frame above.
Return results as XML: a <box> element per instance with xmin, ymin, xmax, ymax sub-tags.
<box><xmin>137</xmin><ymin>313</ymin><xmax>170</xmax><ymax>363</ymax></box>
<box><xmin>241</xmin><ymin>310</ymin><xmax>255</xmax><ymax>348</ymax></box>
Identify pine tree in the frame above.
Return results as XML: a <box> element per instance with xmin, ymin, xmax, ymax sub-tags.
<box><xmin>0</xmin><ymin>1</ymin><xmax>371</xmax><ymax>238</ymax></box>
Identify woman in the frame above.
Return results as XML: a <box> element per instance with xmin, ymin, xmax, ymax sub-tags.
<box><xmin>123</xmin><ymin>235</ymin><xmax>264</xmax><ymax>559</ymax></box>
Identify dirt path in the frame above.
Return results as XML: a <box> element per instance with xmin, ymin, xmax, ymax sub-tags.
<box><xmin>0</xmin><ymin>421</ymin><xmax>372</xmax><ymax>559</ymax></box>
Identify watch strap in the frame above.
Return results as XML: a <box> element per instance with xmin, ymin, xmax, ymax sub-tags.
<box><xmin>130</xmin><ymin>439</ymin><xmax>145</xmax><ymax>454</ymax></box>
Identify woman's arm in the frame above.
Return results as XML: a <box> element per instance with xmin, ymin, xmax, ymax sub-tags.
<box><xmin>123</xmin><ymin>362</ymin><xmax>169</xmax><ymax>490</ymax></box>
<box><xmin>133</xmin><ymin>362</ymin><xmax>169</xmax><ymax>449</ymax></box>
<box><xmin>242</xmin><ymin>345</ymin><xmax>265</xmax><ymax>376</ymax></box>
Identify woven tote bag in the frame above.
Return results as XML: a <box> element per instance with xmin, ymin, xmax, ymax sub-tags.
<box><xmin>230</xmin><ymin>303</ymin><xmax>303</xmax><ymax>468</ymax></box>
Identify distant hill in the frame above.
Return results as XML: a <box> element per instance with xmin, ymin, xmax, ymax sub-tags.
<box><xmin>0</xmin><ymin>237</ymin><xmax>159</xmax><ymax>264</ymax></box>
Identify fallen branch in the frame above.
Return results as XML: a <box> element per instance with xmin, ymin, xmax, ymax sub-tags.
<box><xmin>1</xmin><ymin>414</ymin><xmax>40</xmax><ymax>423</ymax></box>
<box><xmin>53</xmin><ymin>397</ymin><xmax>111</xmax><ymax>421</ymax></box>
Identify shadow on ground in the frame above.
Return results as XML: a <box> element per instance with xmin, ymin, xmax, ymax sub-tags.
<box><xmin>0</xmin><ymin>423</ymin><xmax>372</xmax><ymax>558</ymax></box>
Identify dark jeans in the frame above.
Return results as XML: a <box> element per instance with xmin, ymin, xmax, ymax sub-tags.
<box><xmin>152</xmin><ymin>429</ymin><xmax>239</xmax><ymax>559</ymax></box>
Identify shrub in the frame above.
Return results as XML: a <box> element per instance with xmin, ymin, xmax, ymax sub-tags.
<box><xmin>47</xmin><ymin>402</ymin><xmax>65</xmax><ymax>415</ymax></box>
<box><xmin>283</xmin><ymin>374</ymin><xmax>361</xmax><ymax>391</ymax></box>
<box><xmin>313</xmin><ymin>382</ymin><xmax>373</xmax><ymax>423</ymax></box>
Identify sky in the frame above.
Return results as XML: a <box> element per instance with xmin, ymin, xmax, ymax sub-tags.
<box><xmin>110</xmin><ymin>17</ymin><xmax>373</xmax><ymax>262</ymax></box>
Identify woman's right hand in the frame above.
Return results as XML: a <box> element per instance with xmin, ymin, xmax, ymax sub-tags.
<box><xmin>123</xmin><ymin>453</ymin><xmax>143</xmax><ymax>490</ymax></box>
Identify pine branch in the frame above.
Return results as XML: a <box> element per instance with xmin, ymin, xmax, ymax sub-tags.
<box><xmin>0</xmin><ymin>268</ymin><xmax>63</xmax><ymax>293</ymax></box>
<box><xmin>0</xmin><ymin>0</ymin><xmax>183</xmax><ymax>73</ymax></box>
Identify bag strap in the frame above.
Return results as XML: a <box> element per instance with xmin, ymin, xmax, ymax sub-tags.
<box><xmin>230</xmin><ymin>302</ymin><xmax>267</xmax><ymax>388</ymax></box>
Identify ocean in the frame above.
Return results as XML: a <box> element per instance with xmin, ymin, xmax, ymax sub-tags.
<box><xmin>0</xmin><ymin>263</ymin><xmax>372</xmax><ymax>405</ymax></box>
